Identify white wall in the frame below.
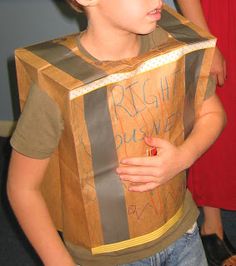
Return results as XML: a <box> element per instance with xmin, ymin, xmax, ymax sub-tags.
<box><xmin>0</xmin><ymin>0</ymin><xmax>86</xmax><ymax>136</ymax></box>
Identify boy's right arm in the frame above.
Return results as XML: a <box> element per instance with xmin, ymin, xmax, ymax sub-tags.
<box><xmin>7</xmin><ymin>150</ymin><xmax>76</xmax><ymax>266</ymax></box>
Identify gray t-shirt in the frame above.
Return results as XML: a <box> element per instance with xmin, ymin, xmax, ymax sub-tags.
<box><xmin>11</xmin><ymin>83</ymin><xmax>64</xmax><ymax>159</ymax></box>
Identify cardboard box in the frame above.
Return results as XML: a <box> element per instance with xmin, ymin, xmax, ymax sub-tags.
<box><xmin>15</xmin><ymin>5</ymin><xmax>215</xmax><ymax>254</ymax></box>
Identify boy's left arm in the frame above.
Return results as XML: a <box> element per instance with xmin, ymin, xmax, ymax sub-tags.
<box><xmin>116</xmin><ymin>94</ymin><xmax>226</xmax><ymax>192</ymax></box>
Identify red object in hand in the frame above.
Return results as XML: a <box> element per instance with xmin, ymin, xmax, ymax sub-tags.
<box><xmin>146</xmin><ymin>147</ymin><xmax>157</xmax><ymax>156</ymax></box>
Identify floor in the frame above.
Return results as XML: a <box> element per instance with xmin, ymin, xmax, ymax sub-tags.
<box><xmin>0</xmin><ymin>137</ymin><xmax>236</xmax><ymax>266</ymax></box>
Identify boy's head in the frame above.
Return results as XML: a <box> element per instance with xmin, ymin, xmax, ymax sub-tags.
<box><xmin>66</xmin><ymin>0</ymin><xmax>163</xmax><ymax>35</ymax></box>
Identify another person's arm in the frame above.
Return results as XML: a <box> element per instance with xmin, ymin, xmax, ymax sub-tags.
<box><xmin>177</xmin><ymin>0</ymin><xmax>226</xmax><ymax>86</ymax></box>
<box><xmin>7</xmin><ymin>151</ymin><xmax>75</xmax><ymax>266</ymax></box>
<box><xmin>116</xmin><ymin>94</ymin><xmax>226</xmax><ymax>192</ymax></box>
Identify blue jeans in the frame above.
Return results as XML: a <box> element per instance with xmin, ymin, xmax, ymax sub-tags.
<box><xmin>119</xmin><ymin>224</ymin><xmax>207</xmax><ymax>266</ymax></box>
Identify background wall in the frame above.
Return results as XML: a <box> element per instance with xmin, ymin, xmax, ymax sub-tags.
<box><xmin>0</xmin><ymin>0</ymin><xmax>87</xmax><ymax>136</ymax></box>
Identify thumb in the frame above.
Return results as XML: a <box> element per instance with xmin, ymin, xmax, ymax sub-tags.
<box><xmin>144</xmin><ymin>136</ymin><xmax>169</xmax><ymax>148</ymax></box>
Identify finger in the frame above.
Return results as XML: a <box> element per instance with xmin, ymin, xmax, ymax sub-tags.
<box><xmin>120</xmin><ymin>156</ymin><xmax>158</xmax><ymax>167</ymax></box>
<box><xmin>217</xmin><ymin>72</ymin><xmax>225</xmax><ymax>87</ymax></box>
<box><xmin>144</xmin><ymin>136</ymin><xmax>170</xmax><ymax>148</ymax></box>
<box><xmin>223</xmin><ymin>60</ymin><xmax>227</xmax><ymax>80</ymax></box>
<box><xmin>119</xmin><ymin>174</ymin><xmax>157</xmax><ymax>183</ymax></box>
<box><xmin>128</xmin><ymin>182</ymin><xmax>159</xmax><ymax>192</ymax></box>
<box><xmin>117</xmin><ymin>166</ymin><xmax>158</xmax><ymax>176</ymax></box>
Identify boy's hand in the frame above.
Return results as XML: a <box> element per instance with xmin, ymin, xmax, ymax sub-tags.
<box><xmin>116</xmin><ymin>137</ymin><xmax>189</xmax><ymax>192</ymax></box>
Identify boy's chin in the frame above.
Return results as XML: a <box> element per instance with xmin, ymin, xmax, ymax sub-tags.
<box><xmin>137</xmin><ymin>23</ymin><xmax>158</xmax><ymax>35</ymax></box>
<box><xmin>136</xmin><ymin>26</ymin><xmax>157</xmax><ymax>35</ymax></box>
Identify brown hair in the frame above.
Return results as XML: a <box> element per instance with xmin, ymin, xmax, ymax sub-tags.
<box><xmin>66</xmin><ymin>0</ymin><xmax>84</xmax><ymax>12</ymax></box>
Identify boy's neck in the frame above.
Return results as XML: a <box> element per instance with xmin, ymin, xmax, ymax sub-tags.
<box><xmin>80</xmin><ymin>26</ymin><xmax>141</xmax><ymax>61</ymax></box>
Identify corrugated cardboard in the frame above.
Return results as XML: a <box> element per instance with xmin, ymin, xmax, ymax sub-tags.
<box><xmin>15</xmin><ymin>5</ymin><xmax>215</xmax><ymax>254</ymax></box>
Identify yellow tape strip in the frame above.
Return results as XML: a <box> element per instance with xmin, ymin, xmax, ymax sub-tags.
<box><xmin>92</xmin><ymin>205</ymin><xmax>184</xmax><ymax>254</ymax></box>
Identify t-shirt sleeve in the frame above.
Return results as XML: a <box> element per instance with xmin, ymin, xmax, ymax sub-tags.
<box><xmin>10</xmin><ymin>84</ymin><xmax>64</xmax><ymax>159</ymax></box>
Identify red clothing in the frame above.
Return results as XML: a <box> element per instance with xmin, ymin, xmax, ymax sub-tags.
<box><xmin>188</xmin><ymin>0</ymin><xmax>236</xmax><ymax>210</ymax></box>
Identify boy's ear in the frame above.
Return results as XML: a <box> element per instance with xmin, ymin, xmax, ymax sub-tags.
<box><xmin>75</xmin><ymin>0</ymin><xmax>98</xmax><ymax>8</ymax></box>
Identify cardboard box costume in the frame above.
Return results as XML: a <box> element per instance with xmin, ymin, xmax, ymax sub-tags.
<box><xmin>15</xmin><ymin>6</ymin><xmax>216</xmax><ymax>255</ymax></box>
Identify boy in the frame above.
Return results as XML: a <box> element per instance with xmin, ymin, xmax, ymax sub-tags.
<box><xmin>7</xmin><ymin>0</ymin><xmax>226</xmax><ymax>265</ymax></box>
